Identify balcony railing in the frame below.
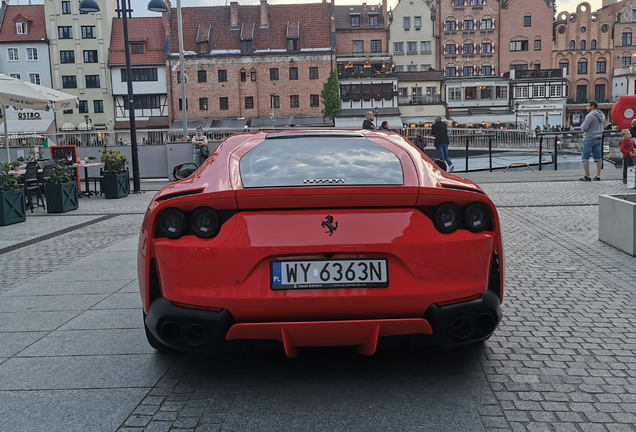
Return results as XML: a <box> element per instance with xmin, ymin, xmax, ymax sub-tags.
<box><xmin>398</xmin><ymin>95</ymin><xmax>442</xmax><ymax>105</ymax></box>
<box><xmin>506</xmin><ymin>69</ymin><xmax>564</xmax><ymax>79</ymax></box>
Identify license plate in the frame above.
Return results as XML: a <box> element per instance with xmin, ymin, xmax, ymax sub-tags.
<box><xmin>271</xmin><ymin>259</ymin><xmax>388</xmax><ymax>290</ymax></box>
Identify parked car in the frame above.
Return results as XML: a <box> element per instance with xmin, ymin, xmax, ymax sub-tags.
<box><xmin>138</xmin><ymin>130</ymin><xmax>504</xmax><ymax>356</ymax></box>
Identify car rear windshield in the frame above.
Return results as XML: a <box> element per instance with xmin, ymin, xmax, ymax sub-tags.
<box><xmin>239</xmin><ymin>136</ymin><xmax>404</xmax><ymax>188</ymax></box>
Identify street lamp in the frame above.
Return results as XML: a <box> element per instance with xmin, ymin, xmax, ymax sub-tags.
<box><xmin>79</xmin><ymin>0</ymin><xmax>141</xmax><ymax>193</ymax></box>
<box><xmin>514</xmin><ymin>101</ymin><xmax>519</xmax><ymax>130</ymax></box>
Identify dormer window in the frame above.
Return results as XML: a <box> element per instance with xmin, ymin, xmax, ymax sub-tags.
<box><xmin>351</xmin><ymin>15</ymin><xmax>360</xmax><ymax>27</ymax></box>
<box><xmin>196</xmin><ymin>42</ymin><xmax>209</xmax><ymax>54</ymax></box>
<box><xmin>16</xmin><ymin>22</ymin><xmax>27</xmax><ymax>34</ymax></box>
<box><xmin>241</xmin><ymin>40</ymin><xmax>253</xmax><ymax>53</ymax></box>
<box><xmin>287</xmin><ymin>38</ymin><xmax>299</xmax><ymax>52</ymax></box>
<box><xmin>369</xmin><ymin>15</ymin><xmax>378</xmax><ymax>26</ymax></box>
<box><xmin>131</xmin><ymin>43</ymin><xmax>144</xmax><ymax>54</ymax></box>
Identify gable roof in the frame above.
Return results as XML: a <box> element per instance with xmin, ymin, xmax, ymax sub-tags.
<box><xmin>108</xmin><ymin>17</ymin><xmax>165</xmax><ymax>66</ymax></box>
<box><xmin>335</xmin><ymin>4</ymin><xmax>386</xmax><ymax>31</ymax></box>
<box><xmin>167</xmin><ymin>3</ymin><xmax>331</xmax><ymax>53</ymax></box>
<box><xmin>0</xmin><ymin>5</ymin><xmax>45</xmax><ymax>42</ymax></box>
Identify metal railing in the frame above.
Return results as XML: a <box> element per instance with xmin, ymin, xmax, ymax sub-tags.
<box><xmin>397</xmin><ymin>95</ymin><xmax>442</xmax><ymax>105</ymax></box>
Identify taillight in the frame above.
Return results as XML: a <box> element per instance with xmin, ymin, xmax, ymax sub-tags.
<box><xmin>190</xmin><ymin>207</ymin><xmax>220</xmax><ymax>239</ymax></box>
<box><xmin>465</xmin><ymin>202</ymin><xmax>490</xmax><ymax>233</ymax></box>
<box><xmin>158</xmin><ymin>208</ymin><xmax>187</xmax><ymax>239</ymax></box>
<box><xmin>434</xmin><ymin>202</ymin><xmax>460</xmax><ymax>233</ymax></box>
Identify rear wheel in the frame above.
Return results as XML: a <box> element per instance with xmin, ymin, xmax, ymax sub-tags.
<box><xmin>143</xmin><ymin>313</ymin><xmax>172</xmax><ymax>352</ymax></box>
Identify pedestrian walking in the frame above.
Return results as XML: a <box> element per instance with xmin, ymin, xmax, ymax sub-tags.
<box><xmin>431</xmin><ymin>116</ymin><xmax>453</xmax><ymax>172</ymax></box>
<box><xmin>619</xmin><ymin>129</ymin><xmax>635</xmax><ymax>184</ymax></box>
<box><xmin>362</xmin><ymin>111</ymin><xmax>375</xmax><ymax>130</ymax></box>
<box><xmin>579</xmin><ymin>100</ymin><xmax>604</xmax><ymax>181</ymax></box>
<box><xmin>192</xmin><ymin>126</ymin><xmax>208</xmax><ymax>166</ymax></box>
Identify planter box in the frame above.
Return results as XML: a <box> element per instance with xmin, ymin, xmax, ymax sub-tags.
<box><xmin>102</xmin><ymin>171</ymin><xmax>129</xmax><ymax>199</ymax></box>
<box><xmin>0</xmin><ymin>188</ymin><xmax>26</xmax><ymax>226</ymax></box>
<box><xmin>45</xmin><ymin>182</ymin><xmax>79</xmax><ymax>213</ymax></box>
<box><xmin>599</xmin><ymin>194</ymin><xmax>636</xmax><ymax>256</ymax></box>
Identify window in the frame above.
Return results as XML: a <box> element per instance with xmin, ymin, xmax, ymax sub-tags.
<box><xmin>245</xmin><ymin>96</ymin><xmax>254</xmax><ymax>109</ymax></box>
<box><xmin>29</xmin><ymin>73</ymin><xmax>40</xmax><ymax>85</ymax></box>
<box><xmin>85</xmin><ymin>75</ymin><xmax>100</xmax><ymax>88</ymax></box>
<box><xmin>130</xmin><ymin>95</ymin><xmax>160</xmax><ymax>110</ymax></box>
<box><xmin>407</xmin><ymin>41</ymin><xmax>417</xmax><ymax>53</ymax></box>
<box><xmin>580</xmin><ymin>40</ymin><xmax>586</xmax><ymax>50</ymax></box>
<box><xmin>480</xmin><ymin>86</ymin><xmax>492</xmax><ymax>99</ymax></box>
<box><xmin>510</xmin><ymin>40</ymin><xmax>528</xmax><ymax>51</ymax></box>
<box><xmin>622</xmin><ymin>56</ymin><xmax>632</xmax><ymax>67</ymax></box>
<box><xmin>481</xmin><ymin>43</ymin><xmax>492</xmax><ymax>53</ymax></box>
<box><xmin>559</xmin><ymin>61</ymin><xmax>569</xmax><ymax>74</ymax></box>
<box><xmin>421</xmin><ymin>41</ymin><xmax>431</xmax><ymax>52</ymax></box>
<box><xmin>496</xmin><ymin>86</ymin><xmax>508</xmax><ymax>99</ymax></box>
<box><xmin>581</xmin><ymin>26</ymin><xmax>586</xmax><ymax>33</ymax></box>
<box><xmin>60</xmin><ymin>50</ymin><xmax>75</xmax><ymax>63</ymax></box>
<box><xmin>463</xmin><ymin>19</ymin><xmax>474</xmax><ymax>30</ymax></box>
<box><xmin>7</xmin><ymin>48</ymin><xmax>18</xmax><ymax>61</ymax></box>
<box><xmin>218</xmin><ymin>70</ymin><xmax>227</xmax><ymax>82</ymax></box>
<box><xmin>534</xmin><ymin>63</ymin><xmax>541</xmax><ymax>71</ymax></box>
<box><xmin>481</xmin><ymin>18</ymin><xmax>492</xmax><ymax>29</ymax></box>
<box><xmin>445</xmin><ymin>66</ymin><xmax>457</xmax><ymax>77</ymax></box>
<box><xmin>197</xmin><ymin>42</ymin><xmax>208</xmax><ymax>54</ymax></box>
<box><xmin>577</xmin><ymin>60</ymin><xmax>587</xmax><ymax>74</ymax></box>
<box><xmin>463</xmin><ymin>43</ymin><xmax>474</xmax><ymax>54</ymax></box>
<box><xmin>510</xmin><ymin>63</ymin><xmax>528</xmax><ymax>71</ymax></box>
<box><xmin>16</xmin><ymin>22</ymin><xmax>26</xmax><ymax>34</ymax></box>
<box><xmin>448</xmin><ymin>88</ymin><xmax>462</xmax><ymax>101</ymax></box>
<box><xmin>445</xmin><ymin>44</ymin><xmax>456</xmax><ymax>54</ymax></box>
<box><xmin>122</xmin><ymin>68</ymin><xmax>158</xmax><ymax>82</ymax></box>
<box><xmin>407</xmin><ymin>65</ymin><xmax>418</xmax><ymax>72</ymax></box>
<box><xmin>472</xmin><ymin>0</ymin><xmax>484</xmax><ymax>5</ymax></box>
<box><xmin>549</xmin><ymin>85</ymin><xmax>562</xmax><ymax>97</ymax></box>
<box><xmin>241</xmin><ymin>71</ymin><xmax>246</xmax><ymax>81</ymax></box>
<box><xmin>198</xmin><ymin>70</ymin><xmax>206</xmax><ymax>83</ymax></box>
<box><xmin>131</xmin><ymin>44</ymin><xmax>144</xmax><ymax>54</ymax></box>
<box><xmin>393</xmin><ymin>42</ymin><xmax>404</xmax><ymax>53</ymax></box>
<box><xmin>414</xmin><ymin>17</ymin><xmax>421</xmax><ymax>28</ymax></box>
<box><xmin>251</xmin><ymin>71</ymin><xmax>257</xmax><ymax>81</ymax></box>
<box><xmin>595</xmin><ymin>84</ymin><xmax>605</xmax><ymax>102</ymax></box>
<box><xmin>177</xmin><ymin>71</ymin><xmax>186</xmax><ymax>83</ymax></box>
<box><xmin>371</xmin><ymin>40</ymin><xmax>382</xmax><ymax>53</ymax></box>
<box><xmin>633</xmin><ymin>9</ymin><xmax>636</xmax><ymax>22</ymax></box>
<box><xmin>287</xmin><ymin>38</ymin><xmax>299</xmax><ymax>51</ymax></box>
<box><xmin>310</xmin><ymin>94</ymin><xmax>319</xmax><ymax>107</ymax></box>
<box><xmin>9</xmin><ymin>73</ymin><xmax>20</xmax><ymax>79</ymax></box>
<box><xmin>524</xmin><ymin>15</ymin><xmax>531</xmax><ymax>27</ymax></box>
<box><xmin>270</xmin><ymin>95</ymin><xmax>280</xmax><ymax>109</ymax></box>
<box><xmin>445</xmin><ymin>20</ymin><xmax>457</xmax><ymax>31</ymax></box>
<box><xmin>481</xmin><ymin>65</ymin><xmax>492</xmax><ymax>75</ymax></box>
<box><xmin>289</xmin><ymin>67</ymin><xmax>298</xmax><ymax>80</ymax></box>
<box><xmin>464</xmin><ymin>86</ymin><xmax>476</xmax><ymax>99</ymax></box>
<box><xmin>62</xmin><ymin>76</ymin><xmax>77</xmax><ymax>88</ymax></box>
<box><xmin>452</xmin><ymin>0</ymin><xmax>464</xmax><ymax>6</ymax></box>
<box><xmin>591</xmin><ymin>39</ymin><xmax>597</xmax><ymax>49</ymax></box>
<box><xmin>421</xmin><ymin>65</ymin><xmax>431</xmax><ymax>71</ymax></box>
<box><xmin>395</xmin><ymin>65</ymin><xmax>404</xmax><ymax>72</ymax></box>
<box><xmin>199</xmin><ymin>98</ymin><xmax>208</xmax><ymax>110</ymax></box>
<box><xmin>178</xmin><ymin>98</ymin><xmax>188</xmax><ymax>111</ymax></box>
<box><xmin>62</xmin><ymin>1</ymin><xmax>71</xmax><ymax>13</ymax></box>
<box><xmin>81</xmin><ymin>26</ymin><xmax>96</xmax><ymax>39</ymax></box>
<box><xmin>569</xmin><ymin>40</ymin><xmax>575</xmax><ymax>50</ymax></box>
<box><xmin>353</xmin><ymin>40</ymin><xmax>364</xmax><ymax>53</ymax></box>
<box><xmin>241</xmin><ymin>40</ymin><xmax>254</xmax><ymax>53</ymax></box>
<box><xmin>462</xmin><ymin>66</ymin><xmax>474</xmax><ymax>76</ymax></box>
<box><xmin>623</xmin><ymin>32</ymin><xmax>632</xmax><ymax>46</ymax></box>
<box><xmin>515</xmin><ymin>87</ymin><xmax>529</xmax><ymax>98</ymax></box>
<box><xmin>58</xmin><ymin>26</ymin><xmax>72</xmax><ymax>39</ymax></box>
<box><xmin>94</xmin><ymin>100</ymin><xmax>104</xmax><ymax>113</ymax></box>
<box><xmin>403</xmin><ymin>17</ymin><xmax>411</xmax><ymax>28</ymax></box>
<box><xmin>533</xmin><ymin>86</ymin><xmax>546</xmax><ymax>98</ymax></box>
<box><xmin>27</xmin><ymin>48</ymin><xmax>37</xmax><ymax>61</ymax></box>
<box><xmin>596</xmin><ymin>60</ymin><xmax>606</xmax><ymax>73</ymax></box>
<box><xmin>534</xmin><ymin>40</ymin><xmax>541</xmax><ymax>51</ymax></box>
<box><xmin>576</xmin><ymin>85</ymin><xmax>587</xmax><ymax>102</ymax></box>
<box><xmin>63</xmin><ymin>109</ymin><xmax>73</xmax><ymax>114</ymax></box>
<box><xmin>290</xmin><ymin>95</ymin><xmax>299</xmax><ymax>108</ymax></box>
<box><xmin>83</xmin><ymin>50</ymin><xmax>98</xmax><ymax>63</ymax></box>
<box><xmin>270</xmin><ymin>68</ymin><xmax>279</xmax><ymax>81</ymax></box>
<box><xmin>351</xmin><ymin>16</ymin><xmax>360</xmax><ymax>27</ymax></box>
<box><xmin>79</xmin><ymin>100</ymin><xmax>88</xmax><ymax>114</ymax></box>
<box><xmin>309</xmin><ymin>67</ymin><xmax>319</xmax><ymax>80</ymax></box>
<box><xmin>369</xmin><ymin>15</ymin><xmax>378</xmax><ymax>26</ymax></box>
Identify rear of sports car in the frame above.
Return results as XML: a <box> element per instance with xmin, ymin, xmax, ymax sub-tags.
<box><xmin>138</xmin><ymin>131</ymin><xmax>503</xmax><ymax>356</ymax></box>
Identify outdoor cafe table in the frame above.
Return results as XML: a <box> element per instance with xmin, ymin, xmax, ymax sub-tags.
<box><xmin>71</xmin><ymin>162</ymin><xmax>104</xmax><ymax>197</ymax></box>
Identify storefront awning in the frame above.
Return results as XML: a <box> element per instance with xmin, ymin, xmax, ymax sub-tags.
<box><xmin>334</xmin><ymin>115</ymin><xmax>403</xmax><ymax>129</ymax></box>
<box><xmin>450</xmin><ymin>112</ymin><xmax>516</xmax><ymax>125</ymax></box>
<box><xmin>1</xmin><ymin>119</ymin><xmax>55</xmax><ymax>133</ymax></box>
<box><xmin>171</xmin><ymin>119</ymin><xmax>214</xmax><ymax>129</ymax></box>
<box><xmin>401</xmin><ymin>116</ymin><xmax>449</xmax><ymax>125</ymax></box>
<box><xmin>115</xmin><ymin>117</ymin><xmax>169</xmax><ymax>129</ymax></box>
<box><xmin>250</xmin><ymin>117</ymin><xmax>295</xmax><ymax>127</ymax></box>
<box><xmin>210</xmin><ymin>118</ymin><xmax>248</xmax><ymax>128</ymax></box>
<box><xmin>292</xmin><ymin>116</ymin><xmax>334</xmax><ymax>127</ymax></box>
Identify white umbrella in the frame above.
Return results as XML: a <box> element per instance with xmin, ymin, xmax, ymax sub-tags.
<box><xmin>0</xmin><ymin>74</ymin><xmax>78</xmax><ymax>160</ymax></box>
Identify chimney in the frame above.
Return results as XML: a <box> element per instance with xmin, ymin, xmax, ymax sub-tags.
<box><xmin>230</xmin><ymin>2</ymin><xmax>239</xmax><ymax>29</ymax></box>
<box><xmin>260</xmin><ymin>0</ymin><xmax>269</xmax><ymax>29</ymax></box>
<box><xmin>601</xmin><ymin>0</ymin><xmax>615</xmax><ymax>7</ymax></box>
<box><xmin>382</xmin><ymin>0</ymin><xmax>387</xmax><ymax>25</ymax></box>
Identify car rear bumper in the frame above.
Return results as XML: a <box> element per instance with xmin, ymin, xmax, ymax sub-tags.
<box><xmin>144</xmin><ymin>291</ymin><xmax>501</xmax><ymax>355</ymax></box>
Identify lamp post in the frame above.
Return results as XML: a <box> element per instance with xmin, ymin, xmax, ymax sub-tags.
<box><xmin>79</xmin><ymin>0</ymin><xmax>141</xmax><ymax>193</ymax></box>
<box><xmin>270</xmin><ymin>93</ymin><xmax>275</xmax><ymax>127</ymax></box>
<box><xmin>514</xmin><ymin>101</ymin><xmax>519</xmax><ymax>130</ymax></box>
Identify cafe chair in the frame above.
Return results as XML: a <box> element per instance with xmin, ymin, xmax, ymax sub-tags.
<box><xmin>88</xmin><ymin>169</ymin><xmax>104</xmax><ymax>196</ymax></box>
<box><xmin>24</xmin><ymin>165</ymin><xmax>45</xmax><ymax>212</ymax></box>
<box><xmin>25</xmin><ymin>161</ymin><xmax>38</xmax><ymax>169</ymax></box>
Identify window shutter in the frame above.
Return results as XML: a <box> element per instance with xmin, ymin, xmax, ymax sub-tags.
<box><xmin>492</xmin><ymin>43</ymin><xmax>495</xmax><ymax>52</ymax></box>
<box><xmin>492</xmin><ymin>18</ymin><xmax>495</xmax><ymax>28</ymax></box>
<box><xmin>473</xmin><ymin>19</ymin><xmax>477</xmax><ymax>28</ymax></box>
<box><xmin>473</xmin><ymin>43</ymin><xmax>476</xmax><ymax>52</ymax></box>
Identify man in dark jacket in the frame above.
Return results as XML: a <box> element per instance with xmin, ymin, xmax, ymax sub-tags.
<box><xmin>362</xmin><ymin>111</ymin><xmax>375</xmax><ymax>129</ymax></box>
<box><xmin>629</xmin><ymin>118</ymin><xmax>636</xmax><ymax>141</ymax></box>
<box><xmin>431</xmin><ymin>116</ymin><xmax>454</xmax><ymax>172</ymax></box>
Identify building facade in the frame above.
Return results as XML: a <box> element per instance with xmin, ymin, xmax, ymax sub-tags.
<box><xmin>388</xmin><ymin>0</ymin><xmax>435</xmax><ymax>73</ymax></box>
<box><xmin>165</xmin><ymin>0</ymin><xmax>332</xmax><ymax>125</ymax></box>
<box><xmin>0</xmin><ymin>3</ymin><xmax>55</xmax><ymax>134</ymax></box>
<box><xmin>44</xmin><ymin>0</ymin><xmax>116</xmax><ymax>131</ymax></box>
<box><xmin>394</xmin><ymin>71</ymin><xmax>446</xmax><ymax>125</ymax></box>
<box><xmin>445</xmin><ymin>75</ymin><xmax>514</xmax><ymax>125</ymax></box>
<box><xmin>108</xmin><ymin>17</ymin><xmax>168</xmax><ymax>132</ymax></box>
<box><xmin>508</xmin><ymin>69</ymin><xmax>568</xmax><ymax>129</ymax></box>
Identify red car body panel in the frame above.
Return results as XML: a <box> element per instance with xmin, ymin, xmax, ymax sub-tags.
<box><xmin>138</xmin><ymin>130</ymin><xmax>504</xmax><ymax>354</ymax></box>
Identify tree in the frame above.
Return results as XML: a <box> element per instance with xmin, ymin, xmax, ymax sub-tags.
<box><xmin>320</xmin><ymin>70</ymin><xmax>341</xmax><ymax>121</ymax></box>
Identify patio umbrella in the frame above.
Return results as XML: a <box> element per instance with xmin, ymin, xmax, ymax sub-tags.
<box><xmin>0</xmin><ymin>74</ymin><xmax>78</xmax><ymax>160</ymax></box>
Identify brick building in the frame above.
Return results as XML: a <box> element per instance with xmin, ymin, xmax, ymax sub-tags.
<box><xmin>164</xmin><ymin>0</ymin><xmax>333</xmax><ymax>125</ymax></box>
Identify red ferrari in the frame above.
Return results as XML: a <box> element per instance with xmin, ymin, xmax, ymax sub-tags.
<box><xmin>138</xmin><ymin>130</ymin><xmax>504</xmax><ymax>356</ymax></box>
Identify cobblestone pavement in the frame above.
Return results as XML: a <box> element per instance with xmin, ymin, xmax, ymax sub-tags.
<box><xmin>0</xmin><ymin>179</ymin><xmax>635</xmax><ymax>431</ymax></box>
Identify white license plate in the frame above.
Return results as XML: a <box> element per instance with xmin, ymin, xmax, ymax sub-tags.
<box><xmin>271</xmin><ymin>259</ymin><xmax>388</xmax><ymax>290</ymax></box>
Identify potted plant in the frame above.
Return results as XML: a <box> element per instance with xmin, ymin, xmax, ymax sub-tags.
<box><xmin>101</xmin><ymin>147</ymin><xmax>129</xmax><ymax>199</ymax></box>
<box><xmin>45</xmin><ymin>159</ymin><xmax>79</xmax><ymax>213</ymax></box>
<box><xmin>87</xmin><ymin>155</ymin><xmax>97</xmax><ymax>163</ymax></box>
<box><xmin>0</xmin><ymin>162</ymin><xmax>26</xmax><ymax>226</ymax></box>
<box><xmin>16</xmin><ymin>156</ymin><xmax>25</xmax><ymax>164</ymax></box>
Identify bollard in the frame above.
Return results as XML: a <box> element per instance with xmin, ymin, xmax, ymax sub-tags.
<box><xmin>539</xmin><ymin>135</ymin><xmax>543</xmax><ymax>171</ymax></box>
<box><xmin>465</xmin><ymin>136</ymin><xmax>469</xmax><ymax>173</ymax></box>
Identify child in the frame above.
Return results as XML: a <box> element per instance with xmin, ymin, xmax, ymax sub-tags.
<box><xmin>620</xmin><ymin>129</ymin><xmax>635</xmax><ymax>184</ymax></box>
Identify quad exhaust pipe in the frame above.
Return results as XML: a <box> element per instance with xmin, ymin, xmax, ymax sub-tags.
<box><xmin>450</xmin><ymin>312</ymin><xmax>497</xmax><ymax>340</ymax></box>
<box><xmin>159</xmin><ymin>321</ymin><xmax>209</xmax><ymax>347</ymax></box>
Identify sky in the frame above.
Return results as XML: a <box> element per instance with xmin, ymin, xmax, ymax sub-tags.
<box><xmin>11</xmin><ymin>0</ymin><xmax>605</xmax><ymax>17</ymax></box>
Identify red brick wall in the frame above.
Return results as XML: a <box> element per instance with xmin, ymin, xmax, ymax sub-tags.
<box><xmin>336</xmin><ymin>29</ymin><xmax>388</xmax><ymax>54</ymax></box>
<box><xmin>167</xmin><ymin>56</ymin><xmax>333</xmax><ymax>122</ymax></box>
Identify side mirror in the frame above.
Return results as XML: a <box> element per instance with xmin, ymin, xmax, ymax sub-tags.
<box><xmin>173</xmin><ymin>162</ymin><xmax>197</xmax><ymax>180</ymax></box>
<box><xmin>433</xmin><ymin>159</ymin><xmax>447</xmax><ymax>171</ymax></box>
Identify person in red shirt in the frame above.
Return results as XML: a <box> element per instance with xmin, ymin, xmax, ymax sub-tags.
<box><xmin>619</xmin><ymin>129</ymin><xmax>635</xmax><ymax>184</ymax></box>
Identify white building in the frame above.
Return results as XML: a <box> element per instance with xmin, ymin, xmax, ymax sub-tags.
<box><xmin>445</xmin><ymin>76</ymin><xmax>514</xmax><ymax>125</ymax></box>
<box><xmin>388</xmin><ymin>0</ymin><xmax>436</xmax><ymax>73</ymax></box>
<box><xmin>508</xmin><ymin>69</ymin><xmax>567</xmax><ymax>130</ymax></box>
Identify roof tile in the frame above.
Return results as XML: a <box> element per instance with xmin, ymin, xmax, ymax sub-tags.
<box><xmin>108</xmin><ymin>17</ymin><xmax>165</xmax><ymax>66</ymax></box>
<box><xmin>0</xmin><ymin>5</ymin><xmax>46</xmax><ymax>42</ymax></box>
